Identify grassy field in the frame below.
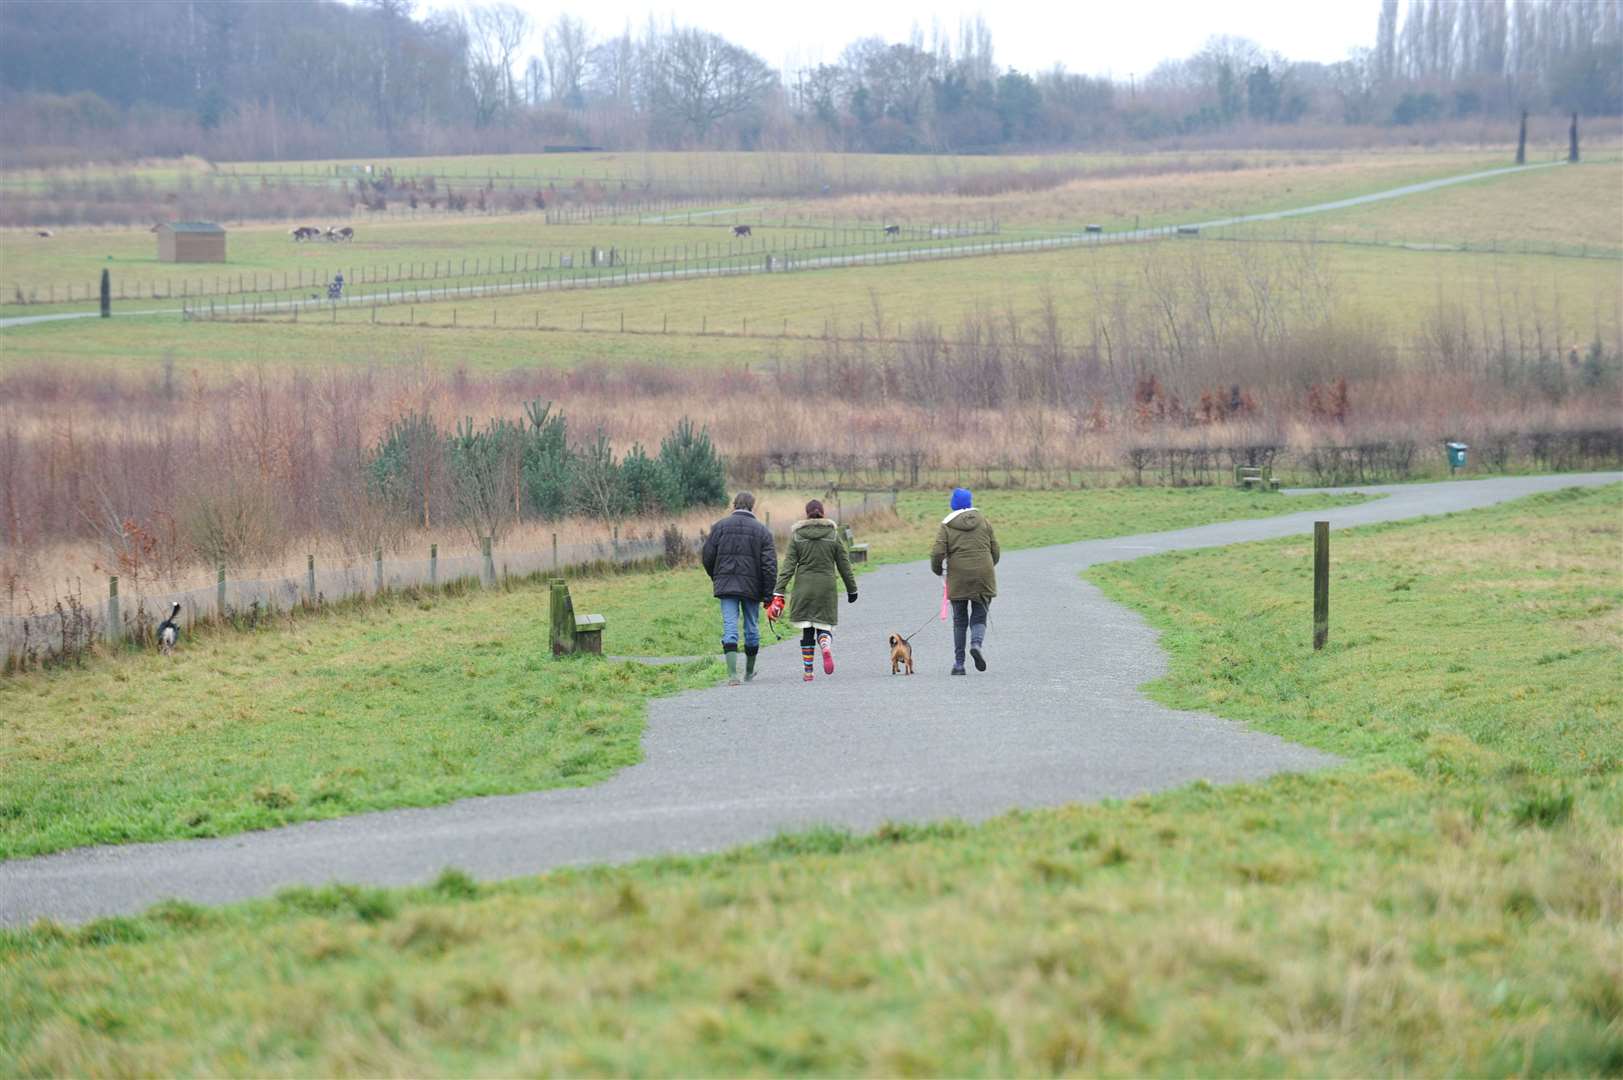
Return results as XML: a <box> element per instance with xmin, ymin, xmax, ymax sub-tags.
<box><xmin>6</xmin><ymin>237</ymin><xmax>1617</xmax><ymax>376</ymax></box>
<box><xmin>770</xmin><ymin>149</ymin><xmax>1541</xmax><ymax>231</ymax></box>
<box><xmin>0</xmin><ymin>488</ymin><xmax>1365</xmax><ymax>861</ymax></box>
<box><xmin>1229</xmin><ymin>158</ymin><xmax>1623</xmax><ymax>254</ymax></box>
<box><xmin>0</xmin><ymin>584</ymin><xmax>713</xmax><ymax>861</ymax></box>
<box><xmin>3</xmin><ymin>485</ymin><xmax>1615</xmax><ymax>1075</ymax></box>
<box><xmin>222</xmin><ymin>147</ymin><xmax>1508</xmax><ymax>192</ymax></box>
<box><xmin>325</xmin><ymin>239</ymin><xmax>1623</xmax><ymax>342</ymax></box>
<box><xmin>5</xmin><ymin>147</ymin><xmax>1581</xmax><ymax>309</ymax></box>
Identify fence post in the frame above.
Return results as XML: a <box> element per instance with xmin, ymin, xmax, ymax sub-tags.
<box><xmin>430</xmin><ymin>544</ymin><xmax>438</xmax><ymax>588</ymax></box>
<box><xmin>482</xmin><ymin>536</ymin><xmax>495</xmax><ymax>587</ymax></box>
<box><xmin>100</xmin><ymin>269</ymin><xmax>110</xmax><ymax>318</ymax></box>
<box><xmin>106</xmin><ymin>576</ymin><xmax>121</xmax><ymax>644</ymax></box>
<box><xmin>1313</xmin><ymin>521</ymin><xmax>1330</xmax><ymax>650</ymax></box>
<box><xmin>306</xmin><ymin>554</ymin><xmax>316</xmax><ymax>602</ymax></box>
<box><xmin>374</xmin><ymin>548</ymin><xmax>384</xmax><ymax>594</ymax></box>
<box><xmin>549</xmin><ymin>578</ymin><xmax>574</xmax><ymax>655</ymax></box>
<box><xmin>217</xmin><ymin>566</ymin><xmax>227</xmax><ymax>621</ymax></box>
<box><xmin>552</xmin><ymin>532</ymin><xmax>559</xmax><ymax>571</ymax></box>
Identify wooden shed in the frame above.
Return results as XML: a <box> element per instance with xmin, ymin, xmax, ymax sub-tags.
<box><xmin>156</xmin><ymin>221</ymin><xmax>226</xmax><ymax>263</ymax></box>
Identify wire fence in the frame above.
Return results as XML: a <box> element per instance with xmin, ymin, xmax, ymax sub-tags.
<box><xmin>2</xmin><ymin>493</ymin><xmax>901</xmax><ymax>670</ymax></box>
<box><xmin>182</xmin><ymin>224</ymin><xmax>1192</xmax><ymax>323</ymax></box>
<box><xmin>10</xmin><ymin>218</ymin><xmax>1000</xmax><ymax>308</ymax></box>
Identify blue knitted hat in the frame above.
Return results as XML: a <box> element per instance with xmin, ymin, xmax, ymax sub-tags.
<box><xmin>950</xmin><ymin>487</ymin><xmax>973</xmax><ymax>511</ymax></box>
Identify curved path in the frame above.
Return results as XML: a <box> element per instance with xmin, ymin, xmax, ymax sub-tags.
<box><xmin>1</xmin><ymin>473</ymin><xmax>1614</xmax><ymax>925</ymax></box>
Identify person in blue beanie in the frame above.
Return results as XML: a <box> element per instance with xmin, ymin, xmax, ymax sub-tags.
<box><xmin>930</xmin><ymin>487</ymin><xmax>1000</xmax><ymax>675</ymax></box>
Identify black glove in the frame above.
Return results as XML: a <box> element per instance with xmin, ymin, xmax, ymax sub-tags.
<box><xmin>847</xmin><ymin>591</ymin><xmax>858</xmax><ymax>604</ymax></box>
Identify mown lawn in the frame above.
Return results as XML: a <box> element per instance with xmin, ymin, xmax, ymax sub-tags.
<box><xmin>2</xmin><ymin>485</ymin><xmax>1615</xmax><ymax>1075</ymax></box>
<box><xmin>0</xmin><ymin>487</ymin><xmax>1365</xmax><ymax>862</ymax></box>
<box><xmin>0</xmin><ymin>584</ymin><xmax>714</xmax><ymax>861</ymax></box>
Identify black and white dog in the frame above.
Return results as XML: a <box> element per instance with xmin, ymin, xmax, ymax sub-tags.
<box><xmin>157</xmin><ymin>602</ymin><xmax>182</xmax><ymax>655</ymax></box>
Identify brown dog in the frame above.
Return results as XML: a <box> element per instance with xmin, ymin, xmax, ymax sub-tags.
<box><xmin>889</xmin><ymin>632</ymin><xmax>914</xmax><ymax>675</ymax></box>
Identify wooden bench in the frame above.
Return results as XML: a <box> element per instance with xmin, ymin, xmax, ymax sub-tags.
<box><xmin>849</xmin><ymin>543</ymin><xmax>870</xmax><ymax>564</ymax></box>
<box><xmin>1084</xmin><ymin>224</ymin><xmax>1103</xmax><ymax>233</ymax></box>
<box><xmin>1235</xmin><ymin>465</ymin><xmax>1281</xmax><ymax>491</ymax></box>
<box><xmin>549</xmin><ymin>578</ymin><xmax>607</xmax><ymax>655</ymax></box>
<box><xmin>573</xmin><ymin>613</ymin><xmax>606</xmax><ymax>655</ymax></box>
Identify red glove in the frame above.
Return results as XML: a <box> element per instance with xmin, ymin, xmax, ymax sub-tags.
<box><xmin>766</xmin><ymin>595</ymin><xmax>785</xmax><ymax>621</ymax></box>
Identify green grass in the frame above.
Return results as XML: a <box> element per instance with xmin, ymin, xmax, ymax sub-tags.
<box><xmin>8</xmin><ymin>236</ymin><xmax>1615</xmax><ymax>376</ymax></box>
<box><xmin>1227</xmin><ymin>159</ymin><xmax>1623</xmax><ymax>255</ymax></box>
<box><xmin>0</xmin><ymin>583</ymin><xmax>715</xmax><ymax>861</ymax></box>
<box><xmin>573</xmin><ymin>487</ymin><xmax>1371</xmax><ymax>658</ymax></box>
<box><xmin>3</xmin><ymin>485</ymin><xmax>1617</xmax><ymax>1075</ymax></box>
<box><xmin>0</xmin><ymin>488</ymin><xmax>1365</xmax><ymax>861</ymax></box>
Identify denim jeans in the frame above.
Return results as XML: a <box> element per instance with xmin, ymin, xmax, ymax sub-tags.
<box><xmin>720</xmin><ymin>597</ymin><xmax>761</xmax><ymax>649</ymax></box>
<box><xmin>950</xmin><ymin>598</ymin><xmax>989</xmax><ymax>661</ymax></box>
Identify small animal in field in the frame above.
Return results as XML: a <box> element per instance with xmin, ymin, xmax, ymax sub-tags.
<box><xmin>156</xmin><ymin>601</ymin><xmax>182</xmax><ymax>656</ymax></box>
<box><xmin>732</xmin><ymin>224</ymin><xmax>752</xmax><ymax>237</ymax></box>
<box><xmin>883</xmin><ymin>224</ymin><xmax>900</xmax><ymax>237</ymax></box>
<box><xmin>35</xmin><ymin>229</ymin><xmax>53</xmax><ymax>239</ymax></box>
<box><xmin>331</xmin><ymin>225</ymin><xmax>354</xmax><ymax>242</ymax></box>
<box><xmin>889</xmin><ymin>632</ymin><xmax>914</xmax><ymax>675</ymax></box>
<box><xmin>290</xmin><ymin>225</ymin><xmax>321</xmax><ymax>242</ymax></box>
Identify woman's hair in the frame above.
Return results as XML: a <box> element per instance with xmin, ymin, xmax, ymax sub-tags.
<box><xmin>804</xmin><ymin>499</ymin><xmax>825</xmax><ymax>518</ymax></box>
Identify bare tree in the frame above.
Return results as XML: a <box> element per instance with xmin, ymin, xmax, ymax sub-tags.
<box><xmin>544</xmin><ymin>14</ymin><xmax>590</xmax><ymax>108</ymax></box>
<box><xmin>524</xmin><ymin>55</ymin><xmax>546</xmax><ymax>106</ymax></box>
<box><xmin>465</xmin><ymin>3</ymin><xmax>529</xmax><ymax>126</ymax></box>
<box><xmin>646</xmin><ymin>27</ymin><xmax>777</xmax><ymax>142</ymax></box>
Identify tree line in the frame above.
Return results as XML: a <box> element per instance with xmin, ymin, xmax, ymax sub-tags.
<box><xmin>1</xmin><ymin>0</ymin><xmax>1618</xmax><ymax>164</ymax></box>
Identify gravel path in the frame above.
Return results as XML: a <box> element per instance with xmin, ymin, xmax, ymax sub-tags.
<box><xmin>1</xmin><ymin>473</ymin><xmax>1614</xmax><ymax>925</ymax></box>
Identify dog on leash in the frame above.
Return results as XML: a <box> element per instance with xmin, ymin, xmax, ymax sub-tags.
<box><xmin>889</xmin><ymin>632</ymin><xmax>914</xmax><ymax>675</ymax></box>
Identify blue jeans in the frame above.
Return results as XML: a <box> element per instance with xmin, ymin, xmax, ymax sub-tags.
<box><xmin>720</xmin><ymin>597</ymin><xmax>760</xmax><ymax>650</ymax></box>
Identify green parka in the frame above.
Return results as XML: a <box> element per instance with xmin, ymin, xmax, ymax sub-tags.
<box><xmin>773</xmin><ymin>518</ymin><xmax>857</xmax><ymax>628</ymax></box>
<box><xmin>931</xmin><ymin>508</ymin><xmax>1000</xmax><ymax>602</ymax></box>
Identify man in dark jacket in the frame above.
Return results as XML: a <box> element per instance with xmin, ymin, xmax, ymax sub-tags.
<box><xmin>702</xmin><ymin>491</ymin><xmax>778</xmax><ymax>685</ymax></box>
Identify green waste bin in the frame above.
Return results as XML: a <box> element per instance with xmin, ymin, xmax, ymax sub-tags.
<box><xmin>1445</xmin><ymin>441</ymin><xmax>1469</xmax><ymax>473</ymax></box>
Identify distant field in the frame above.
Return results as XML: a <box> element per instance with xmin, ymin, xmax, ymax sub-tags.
<box><xmin>9</xmin><ymin>148</ymin><xmax>1600</xmax><ymax>310</ymax></box>
<box><xmin>5</xmin><ymin>239</ymin><xmax>1617</xmax><ymax>376</ymax></box>
<box><xmin>287</xmin><ymin>242</ymin><xmax>1623</xmax><ymax>358</ymax></box>
<box><xmin>222</xmin><ymin>147</ymin><xmax>1475</xmax><ymax>191</ymax></box>
<box><xmin>772</xmin><ymin>150</ymin><xmax>1531</xmax><ymax>231</ymax></box>
<box><xmin>1229</xmin><ymin>158</ymin><xmax>1623</xmax><ymax>254</ymax></box>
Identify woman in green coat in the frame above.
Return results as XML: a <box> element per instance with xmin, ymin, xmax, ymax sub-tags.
<box><xmin>770</xmin><ymin>499</ymin><xmax>858</xmax><ymax>681</ymax></box>
<box><xmin>930</xmin><ymin>487</ymin><xmax>999</xmax><ymax>675</ymax></box>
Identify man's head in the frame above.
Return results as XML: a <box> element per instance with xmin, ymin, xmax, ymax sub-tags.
<box><xmin>733</xmin><ymin>491</ymin><xmax>756</xmax><ymax>511</ymax></box>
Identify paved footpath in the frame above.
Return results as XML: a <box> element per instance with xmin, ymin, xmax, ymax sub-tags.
<box><xmin>1</xmin><ymin>473</ymin><xmax>1615</xmax><ymax>925</ymax></box>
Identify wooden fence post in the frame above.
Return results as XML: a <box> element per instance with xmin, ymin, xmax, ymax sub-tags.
<box><xmin>106</xmin><ymin>576</ymin><xmax>120</xmax><ymax>644</ymax></box>
<box><xmin>482</xmin><ymin>536</ymin><xmax>495</xmax><ymax>587</ymax></box>
<box><xmin>374</xmin><ymin>548</ymin><xmax>383</xmax><ymax>593</ymax></box>
<box><xmin>552</xmin><ymin>532</ymin><xmax>559</xmax><ymax>571</ymax></box>
<box><xmin>549</xmin><ymin>578</ymin><xmax>575</xmax><ymax>655</ymax></box>
<box><xmin>217</xmin><ymin>566</ymin><xmax>227</xmax><ymax>620</ymax></box>
<box><xmin>430</xmin><ymin>544</ymin><xmax>438</xmax><ymax>588</ymax></box>
<box><xmin>306</xmin><ymin>554</ymin><xmax>316</xmax><ymax>601</ymax></box>
<box><xmin>1313</xmin><ymin>521</ymin><xmax>1330</xmax><ymax>650</ymax></box>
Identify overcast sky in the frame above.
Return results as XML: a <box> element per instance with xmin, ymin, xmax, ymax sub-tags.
<box><xmin>422</xmin><ymin>0</ymin><xmax>1380</xmax><ymax>82</ymax></box>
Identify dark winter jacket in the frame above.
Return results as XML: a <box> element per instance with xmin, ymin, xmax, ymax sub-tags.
<box><xmin>931</xmin><ymin>508</ymin><xmax>999</xmax><ymax>601</ymax></box>
<box><xmin>773</xmin><ymin>518</ymin><xmax>857</xmax><ymax>627</ymax></box>
<box><xmin>702</xmin><ymin>509</ymin><xmax>778</xmax><ymax>602</ymax></box>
